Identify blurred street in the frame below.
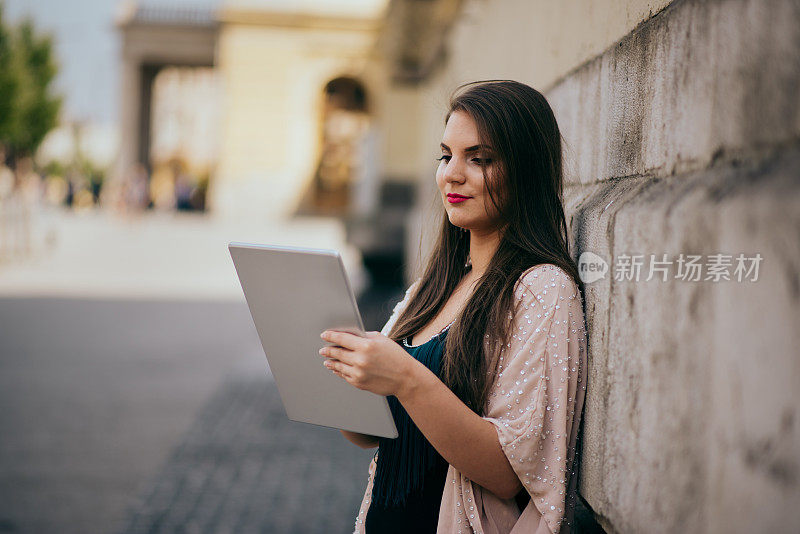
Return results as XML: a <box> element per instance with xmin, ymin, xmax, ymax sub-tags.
<box><xmin>0</xmin><ymin>206</ymin><xmax>367</xmax><ymax>301</ymax></box>
<box><xmin>0</xmin><ymin>208</ymin><xmax>385</xmax><ymax>533</ymax></box>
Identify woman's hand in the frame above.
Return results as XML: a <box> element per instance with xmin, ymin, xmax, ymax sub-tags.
<box><xmin>319</xmin><ymin>330</ymin><xmax>419</xmax><ymax>398</ymax></box>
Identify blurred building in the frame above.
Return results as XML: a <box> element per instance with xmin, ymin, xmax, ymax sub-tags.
<box><xmin>114</xmin><ymin>0</ymin><xmax>401</xmax><ymax>220</ymax></box>
<box><xmin>114</xmin><ymin>0</ymin><xmax>417</xmax><ymax>283</ymax></box>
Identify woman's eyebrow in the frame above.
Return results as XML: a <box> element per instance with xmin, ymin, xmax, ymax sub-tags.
<box><xmin>440</xmin><ymin>142</ymin><xmax>493</xmax><ymax>153</ymax></box>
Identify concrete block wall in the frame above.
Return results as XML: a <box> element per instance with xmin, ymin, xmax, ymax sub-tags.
<box><xmin>546</xmin><ymin>0</ymin><xmax>800</xmax><ymax>531</ymax></box>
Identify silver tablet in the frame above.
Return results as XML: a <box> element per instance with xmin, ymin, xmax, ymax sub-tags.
<box><xmin>228</xmin><ymin>242</ymin><xmax>398</xmax><ymax>439</ymax></box>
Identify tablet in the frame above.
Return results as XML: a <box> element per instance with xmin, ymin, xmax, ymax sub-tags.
<box><xmin>228</xmin><ymin>242</ymin><xmax>398</xmax><ymax>439</ymax></box>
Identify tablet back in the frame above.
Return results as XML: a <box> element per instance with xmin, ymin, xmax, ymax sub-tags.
<box><xmin>228</xmin><ymin>242</ymin><xmax>398</xmax><ymax>439</ymax></box>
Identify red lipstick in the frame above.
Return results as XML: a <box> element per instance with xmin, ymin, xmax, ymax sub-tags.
<box><xmin>447</xmin><ymin>193</ymin><xmax>471</xmax><ymax>204</ymax></box>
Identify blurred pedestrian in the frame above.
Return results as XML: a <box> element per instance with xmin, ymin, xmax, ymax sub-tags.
<box><xmin>123</xmin><ymin>163</ymin><xmax>150</xmax><ymax>215</ymax></box>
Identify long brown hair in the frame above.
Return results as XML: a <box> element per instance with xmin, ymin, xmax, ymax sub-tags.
<box><xmin>387</xmin><ymin>80</ymin><xmax>584</xmax><ymax>416</ymax></box>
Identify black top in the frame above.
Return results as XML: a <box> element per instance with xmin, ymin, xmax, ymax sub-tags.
<box><xmin>365</xmin><ymin>457</ymin><xmax>449</xmax><ymax>534</ymax></box>
<box><xmin>365</xmin><ymin>324</ymin><xmax>452</xmax><ymax>534</ymax></box>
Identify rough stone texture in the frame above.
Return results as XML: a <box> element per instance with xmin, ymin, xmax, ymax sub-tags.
<box><xmin>548</xmin><ymin>0</ymin><xmax>800</xmax><ymax>532</ymax></box>
<box><xmin>549</xmin><ymin>0</ymin><xmax>800</xmax><ymax>186</ymax></box>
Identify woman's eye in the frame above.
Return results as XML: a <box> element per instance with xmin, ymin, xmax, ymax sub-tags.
<box><xmin>436</xmin><ymin>154</ymin><xmax>492</xmax><ymax>165</ymax></box>
<box><xmin>436</xmin><ymin>155</ymin><xmax>491</xmax><ymax>165</ymax></box>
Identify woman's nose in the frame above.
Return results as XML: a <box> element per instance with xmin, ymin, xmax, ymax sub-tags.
<box><xmin>443</xmin><ymin>157</ymin><xmax>466</xmax><ymax>183</ymax></box>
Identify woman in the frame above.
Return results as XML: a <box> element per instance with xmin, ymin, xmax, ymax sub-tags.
<box><xmin>319</xmin><ymin>80</ymin><xmax>588</xmax><ymax>534</ymax></box>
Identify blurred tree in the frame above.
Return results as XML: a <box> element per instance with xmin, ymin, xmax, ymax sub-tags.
<box><xmin>0</xmin><ymin>4</ymin><xmax>61</xmax><ymax>167</ymax></box>
<box><xmin>0</xmin><ymin>6</ymin><xmax>18</xmax><ymax>163</ymax></box>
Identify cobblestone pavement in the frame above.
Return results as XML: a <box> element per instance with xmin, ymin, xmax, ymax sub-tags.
<box><xmin>120</xmin><ymin>373</ymin><xmax>376</xmax><ymax>534</ymax></box>
<box><xmin>0</xmin><ymin>209</ymin><xmax>402</xmax><ymax>533</ymax></box>
<box><xmin>117</xmin><ymin>283</ymin><xmax>406</xmax><ymax>534</ymax></box>
<box><xmin>0</xmin><ymin>292</ymin><xmax>397</xmax><ymax>534</ymax></box>
<box><xmin>0</xmin><ymin>297</ymin><xmax>268</xmax><ymax>533</ymax></box>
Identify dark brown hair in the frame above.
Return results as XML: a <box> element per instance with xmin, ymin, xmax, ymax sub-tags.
<box><xmin>387</xmin><ymin>80</ymin><xmax>584</xmax><ymax>416</ymax></box>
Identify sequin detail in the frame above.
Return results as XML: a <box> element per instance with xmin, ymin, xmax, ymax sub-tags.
<box><xmin>353</xmin><ymin>264</ymin><xmax>589</xmax><ymax>534</ymax></box>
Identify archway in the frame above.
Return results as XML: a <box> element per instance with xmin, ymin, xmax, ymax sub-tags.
<box><xmin>112</xmin><ymin>5</ymin><xmax>218</xmax><ymax>211</ymax></box>
<box><xmin>296</xmin><ymin>76</ymin><xmax>370</xmax><ymax>217</ymax></box>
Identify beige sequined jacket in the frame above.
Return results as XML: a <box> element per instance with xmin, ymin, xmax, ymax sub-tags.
<box><xmin>352</xmin><ymin>263</ymin><xmax>589</xmax><ymax>534</ymax></box>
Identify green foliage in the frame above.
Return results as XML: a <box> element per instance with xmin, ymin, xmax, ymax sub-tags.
<box><xmin>0</xmin><ymin>6</ymin><xmax>18</xmax><ymax>148</ymax></box>
<box><xmin>41</xmin><ymin>158</ymin><xmax>66</xmax><ymax>177</ymax></box>
<box><xmin>0</xmin><ymin>3</ymin><xmax>62</xmax><ymax>162</ymax></box>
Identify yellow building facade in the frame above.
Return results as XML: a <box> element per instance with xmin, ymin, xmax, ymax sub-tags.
<box><xmin>210</xmin><ymin>2</ymin><xmax>387</xmax><ymax>219</ymax></box>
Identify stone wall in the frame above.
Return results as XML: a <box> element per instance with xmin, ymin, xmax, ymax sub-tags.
<box><xmin>545</xmin><ymin>0</ymin><xmax>800</xmax><ymax>531</ymax></box>
<box><xmin>396</xmin><ymin>0</ymin><xmax>799</xmax><ymax>530</ymax></box>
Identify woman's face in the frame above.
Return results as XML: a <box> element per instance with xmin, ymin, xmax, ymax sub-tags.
<box><xmin>436</xmin><ymin>110</ymin><xmax>504</xmax><ymax>235</ymax></box>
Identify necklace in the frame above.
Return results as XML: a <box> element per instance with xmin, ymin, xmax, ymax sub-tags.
<box><xmin>403</xmin><ymin>317</ymin><xmax>456</xmax><ymax>348</ymax></box>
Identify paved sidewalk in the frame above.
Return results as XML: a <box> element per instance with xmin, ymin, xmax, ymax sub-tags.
<box><xmin>0</xmin><ymin>207</ymin><xmax>366</xmax><ymax>301</ymax></box>
<box><xmin>120</xmin><ymin>373</ymin><xmax>375</xmax><ymax>534</ymax></box>
<box><xmin>0</xmin><ymin>208</ymin><xmax>398</xmax><ymax>533</ymax></box>
<box><xmin>0</xmin><ymin>297</ymin><xmax>267</xmax><ymax>533</ymax></box>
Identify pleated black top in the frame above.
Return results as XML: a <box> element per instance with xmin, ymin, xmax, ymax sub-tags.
<box><xmin>365</xmin><ymin>322</ymin><xmax>453</xmax><ymax>534</ymax></box>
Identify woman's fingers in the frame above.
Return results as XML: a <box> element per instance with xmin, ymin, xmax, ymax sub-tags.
<box><xmin>321</xmin><ymin>330</ymin><xmax>367</xmax><ymax>351</ymax></box>
<box><xmin>320</xmin><ymin>330</ymin><xmax>393</xmax><ymax>393</ymax></box>
<box><xmin>319</xmin><ymin>344</ymin><xmax>356</xmax><ymax>365</ymax></box>
<box><xmin>325</xmin><ymin>358</ymin><xmax>356</xmax><ymax>382</ymax></box>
